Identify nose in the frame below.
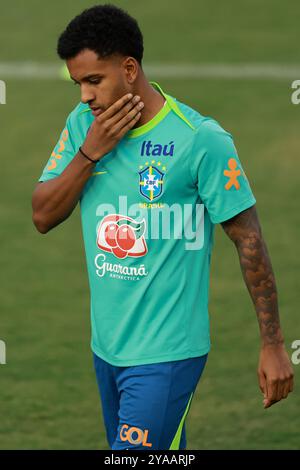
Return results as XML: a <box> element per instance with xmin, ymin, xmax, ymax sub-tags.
<box><xmin>80</xmin><ymin>84</ymin><xmax>95</xmax><ymax>104</ymax></box>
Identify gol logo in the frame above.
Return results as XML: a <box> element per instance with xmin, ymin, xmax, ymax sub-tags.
<box><xmin>120</xmin><ymin>424</ymin><xmax>152</xmax><ymax>447</ymax></box>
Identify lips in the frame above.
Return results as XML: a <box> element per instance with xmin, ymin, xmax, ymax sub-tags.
<box><xmin>90</xmin><ymin>107</ymin><xmax>103</xmax><ymax>117</ymax></box>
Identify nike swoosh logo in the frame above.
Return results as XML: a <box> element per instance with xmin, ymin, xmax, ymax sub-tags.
<box><xmin>92</xmin><ymin>171</ymin><xmax>108</xmax><ymax>176</ymax></box>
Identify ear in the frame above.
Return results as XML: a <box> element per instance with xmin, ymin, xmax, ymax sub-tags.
<box><xmin>122</xmin><ymin>57</ymin><xmax>139</xmax><ymax>84</ymax></box>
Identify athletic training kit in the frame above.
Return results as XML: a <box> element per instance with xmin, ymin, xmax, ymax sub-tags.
<box><xmin>38</xmin><ymin>82</ymin><xmax>256</xmax><ymax>449</ymax></box>
<box><xmin>93</xmin><ymin>352</ymin><xmax>208</xmax><ymax>450</ymax></box>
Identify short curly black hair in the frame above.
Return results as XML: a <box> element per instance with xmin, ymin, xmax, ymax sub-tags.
<box><xmin>57</xmin><ymin>4</ymin><xmax>144</xmax><ymax>64</ymax></box>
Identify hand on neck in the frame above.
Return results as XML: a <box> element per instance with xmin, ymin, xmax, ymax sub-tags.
<box><xmin>131</xmin><ymin>78</ymin><xmax>166</xmax><ymax>129</ymax></box>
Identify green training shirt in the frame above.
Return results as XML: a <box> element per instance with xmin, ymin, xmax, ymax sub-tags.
<box><xmin>38</xmin><ymin>82</ymin><xmax>256</xmax><ymax>366</ymax></box>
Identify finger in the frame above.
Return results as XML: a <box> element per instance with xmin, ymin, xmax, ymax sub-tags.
<box><xmin>281</xmin><ymin>367</ymin><xmax>294</xmax><ymax>398</ymax></box>
<box><xmin>276</xmin><ymin>377</ymin><xmax>285</xmax><ymax>402</ymax></box>
<box><xmin>263</xmin><ymin>381</ymin><xmax>277</xmax><ymax>408</ymax></box>
<box><xmin>116</xmin><ymin>111</ymin><xmax>142</xmax><ymax>139</ymax></box>
<box><xmin>264</xmin><ymin>398</ymin><xmax>278</xmax><ymax>409</ymax></box>
<box><xmin>282</xmin><ymin>378</ymin><xmax>291</xmax><ymax>399</ymax></box>
<box><xmin>112</xmin><ymin>102</ymin><xmax>144</xmax><ymax>135</ymax></box>
<box><xmin>100</xmin><ymin>93</ymin><xmax>133</xmax><ymax>120</ymax></box>
<box><xmin>257</xmin><ymin>370</ymin><xmax>266</xmax><ymax>396</ymax></box>
<box><xmin>264</xmin><ymin>379</ymin><xmax>278</xmax><ymax>408</ymax></box>
<box><xmin>105</xmin><ymin>95</ymin><xmax>141</xmax><ymax>127</ymax></box>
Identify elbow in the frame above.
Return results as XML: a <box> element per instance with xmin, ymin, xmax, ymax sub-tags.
<box><xmin>32</xmin><ymin>212</ymin><xmax>50</xmax><ymax>234</ymax></box>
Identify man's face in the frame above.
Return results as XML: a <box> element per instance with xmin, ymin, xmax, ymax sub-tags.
<box><xmin>67</xmin><ymin>49</ymin><xmax>133</xmax><ymax>117</ymax></box>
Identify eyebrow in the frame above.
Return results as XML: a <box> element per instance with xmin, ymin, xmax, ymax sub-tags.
<box><xmin>70</xmin><ymin>74</ymin><xmax>104</xmax><ymax>83</ymax></box>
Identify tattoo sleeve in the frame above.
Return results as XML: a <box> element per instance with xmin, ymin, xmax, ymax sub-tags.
<box><xmin>221</xmin><ymin>205</ymin><xmax>284</xmax><ymax>346</ymax></box>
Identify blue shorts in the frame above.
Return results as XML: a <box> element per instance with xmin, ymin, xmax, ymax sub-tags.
<box><xmin>93</xmin><ymin>352</ymin><xmax>208</xmax><ymax>450</ymax></box>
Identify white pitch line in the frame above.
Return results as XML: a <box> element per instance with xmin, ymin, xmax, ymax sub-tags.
<box><xmin>0</xmin><ymin>62</ymin><xmax>300</xmax><ymax>80</ymax></box>
<box><xmin>0</xmin><ymin>62</ymin><xmax>59</xmax><ymax>79</ymax></box>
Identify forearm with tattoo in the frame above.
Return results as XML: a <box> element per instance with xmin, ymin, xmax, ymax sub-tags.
<box><xmin>221</xmin><ymin>205</ymin><xmax>284</xmax><ymax>346</ymax></box>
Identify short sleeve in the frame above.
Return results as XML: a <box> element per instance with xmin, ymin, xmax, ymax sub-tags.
<box><xmin>191</xmin><ymin>119</ymin><xmax>256</xmax><ymax>224</ymax></box>
<box><xmin>38</xmin><ymin>114</ymin><xmax>76</xmax><ymax>182</ymax></box>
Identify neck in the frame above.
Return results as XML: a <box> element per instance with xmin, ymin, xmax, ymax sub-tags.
<box><xmin>131</xmin><ymin>75</ymin><xmax>165</xmax><ymax>128</ymax></box>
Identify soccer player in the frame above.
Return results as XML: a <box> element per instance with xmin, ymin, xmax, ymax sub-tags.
<box><xmin>32</xmin><ymin>4</ymin><xmax>294</xmax><ymax>450</ymax></box>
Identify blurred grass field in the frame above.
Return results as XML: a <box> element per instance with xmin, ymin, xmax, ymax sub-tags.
<box><xmin>0</xmin><ymin>0</ymin><xmax>299</xmax><ymax>449</ymax></box>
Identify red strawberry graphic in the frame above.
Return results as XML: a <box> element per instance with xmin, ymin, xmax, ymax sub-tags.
<box><xmin>116</xmin><ymin>224</ymin><xmax>136</xmax><ymax>251</ymax></box>
<box><xmin>104</xmin><ymin>223</ymin><xmax>118</xmax><ymax>248</ymax></box>
<box><xmin>97</xmin><ymin>214</ymin><xmax>147</xmax><ymax>259</ymax></box>
<box><xmin>112</xmin><ymin>246</ymin><xmax>127</xmax><ymax>258</ymax></box>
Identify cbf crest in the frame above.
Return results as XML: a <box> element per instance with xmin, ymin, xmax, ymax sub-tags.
<box><xmin>139</xmin><ymin>162</ymin><xmax>166</xmax><ymax>201</ymax></box>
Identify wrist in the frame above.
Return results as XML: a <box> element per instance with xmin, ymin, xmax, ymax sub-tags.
<box><xmin>79</xmin><ymin>145</ymin><xmax>103</xmax><ymax>163</ymax></box>
<box><xmin>261</xmin><ymin>336</ymin><xmax>285</xmax><ymax>350</ymax></box>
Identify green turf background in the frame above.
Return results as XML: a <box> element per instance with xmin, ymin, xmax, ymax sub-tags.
<box><xmin>0</xmin><ymin>0</ymin><xmax>299</xmax><ymax>449</ymax></box>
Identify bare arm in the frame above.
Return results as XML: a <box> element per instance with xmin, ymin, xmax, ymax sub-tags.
<box><xmin>222</xmin><ymin>205</ymin><xmax>282</xmax><ymax>346</ymax></box>
<box><xmin>221</xmin><ymin>205</ymin><xmax>294</xmax><ymax>408</ymax></box>
<box><xmin>32</xmin><ymin>93</ymin><xmax>143</xmax><ymax>233</ymax></box>
<box><xmin>32</xmin><ymin>153</ymin><xmax>95</xmax><ymax>233</ymax></box>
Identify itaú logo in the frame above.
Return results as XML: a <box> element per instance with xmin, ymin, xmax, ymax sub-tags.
<box><xmin>120</xmin><ymin>424</ymin><xmax>152</xmax><ymax>447</ymax></box>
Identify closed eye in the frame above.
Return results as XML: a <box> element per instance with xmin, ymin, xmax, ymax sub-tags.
<box><xmin>88</xmin><ymin>78</ymin><xmax>102</xmax><ymax>85</ymax></box>
<box><xmin>71</xmin><ymin>76</ymin><xmax>103</xmax><ymax>86</ymax></box>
